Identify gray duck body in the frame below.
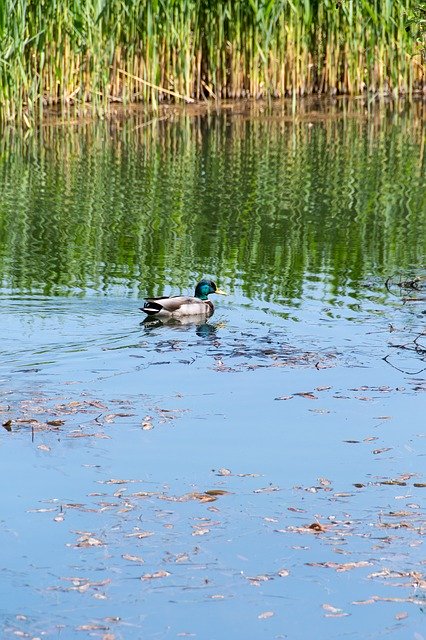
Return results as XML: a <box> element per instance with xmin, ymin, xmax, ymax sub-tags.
<box><xmin>140</xmin><ymin>279</ymin><xmax>226</xmax><ymax>318</ymax></box>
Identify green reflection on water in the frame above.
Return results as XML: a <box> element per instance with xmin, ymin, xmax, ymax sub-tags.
<box><xmin>0</xmin><ymin>102</ymin><xmax>424</xmax><ymax>302</ymax></box>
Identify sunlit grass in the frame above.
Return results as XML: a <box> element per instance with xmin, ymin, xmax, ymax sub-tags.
<box><xmin>0</xmin><ymin>1</ymin><xmax>424</xmax><ymax>123</ymax></box>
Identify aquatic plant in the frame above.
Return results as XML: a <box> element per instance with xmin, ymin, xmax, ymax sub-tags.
<box><xmin>0</xmin><ymin>0</ymin><xmax>424</xmax><ymax>123</ymax></box>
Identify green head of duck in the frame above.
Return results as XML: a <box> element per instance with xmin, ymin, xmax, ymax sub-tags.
<box><xmin>194</xmin><ymin>279</ymin><xmax>227</xmax><ymax>300</ymax></box>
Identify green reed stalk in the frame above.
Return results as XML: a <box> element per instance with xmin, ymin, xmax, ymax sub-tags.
<box><xmin>0</xmin><ymin>0</ymin><xmax>424</xmax><ymax>124</ymax></box>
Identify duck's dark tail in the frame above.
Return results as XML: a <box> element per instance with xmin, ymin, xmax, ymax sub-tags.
<box><xmin>140</xmin><ymin>300</ymin><xmax>163</xmax><ymax>315</ymax></box>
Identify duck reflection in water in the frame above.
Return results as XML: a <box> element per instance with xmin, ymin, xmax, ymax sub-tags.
<box><xmin>141</xmin><ymin>314</ymin><xmax>221</xmax><ymax>340</ymax></box>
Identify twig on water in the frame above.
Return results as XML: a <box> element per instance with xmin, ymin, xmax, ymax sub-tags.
<box><xmin>382</xmin><ymin>354</ymin><xmax>425</xmax><ymax>375</ymax></box>
<box><xmin>383</xmin><ymin>330</ymin><xmax>426</xmax><ymax>375</ymax></box>
<box><xmin>385</xmin><ymin>274</ymin><xmax>425</xmax><ymax>297</ymax></box>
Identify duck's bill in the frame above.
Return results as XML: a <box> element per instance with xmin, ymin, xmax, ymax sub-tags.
<box><xmin>215</xmin><ymin>288</ymin><xmax>227</xmax><ymax>295</ymax></box>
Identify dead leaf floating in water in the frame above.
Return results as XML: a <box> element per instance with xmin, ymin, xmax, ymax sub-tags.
<box><xmin>76</xmin><ymin>624</ymin><xmax>106</xmax><ymax>631</ymax></box>
<box><xmin>395</xmin><ymin>611</ymin><xmax>408</xmax><ymax>620</ymax></box>
<box><xmin>37</xmin><ymin>444</ymin><xmax>51</xmax><ymax>452</ymax></box>
<box><xmin>189</xmin><ymin>493</ymin><xmax>218</xmax><ymax>503</ymax></box>
<box><xmin>318</xmin><ymin>477</ymin><xmax>332</xmax><ymax>487</ymax></box>
<box><xmin>122</xmin><ymin>554</ymin><xmax>144</xmax><ymax>564</ymax></box>
<box><xmin>74</xmin><ymin>534</ymin><xmax>104</xmax><ymax>548</ymax></box>
<box><xmin>307</xmin><ymin>522</ymin><xmax>328</xmax><ymax>533</ymax></box>
<box><xmin>258</xmin><ymin>611</ymin><xmax>274</xmax><ymax>620</ymax></box>
<box><xmin>125</xmin><ymin>531</ymin><xmax>154</xmax><ymax>539</ymax></box>
<box><xmin>322</xmin><ymin>603</ymin><xmax>350</xmax><ymax>617</ymax></box>
<box><xmin>174</xmin><ymin>553</ymin><xmax>190</xmax><ymax>564</ymax></box>
<box><xmin>254</xmin><ymin>486</ymin><xmax>280</xmax><ymax>494</ymax></box>
<box><xmin>307</xmin><ymin>561</ymin><xmax>372</xmax><ymax>572</ymax></box>
<box><xmin>294</xmin><ymin>392</ymin><xmax>318</xmax><ymax>400</ymax></box>
<box><xmin>247</xmin><ymin>574</ymin><xmax>273</xmax><ymax>586</ymax></box>
<box><xmin>141</xmin><ymin>570</ymin><xmax>170</xmax><ymax>580</ymax></box>
<box><xmin>367</xmin><ymin>569</ymin><xmax>426</xmax><ymax>588</ymax></box>
<box><xmin>58</xmin><ymin>576</ymin><xmax>111</xmax><ymax>594</ymax></box>
<box><xmin>192</xmin><ymin>527</ymin><xmax>210</xmax><ymax>536</ymax></box>
<box><xmin>204</xmin><ymin>489</ymin><xmax>230</xmax><ymax>496</ymax></box>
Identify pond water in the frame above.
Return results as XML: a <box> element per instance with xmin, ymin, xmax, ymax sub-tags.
<box><xmin>0</xmin><ymin>101</ymin><xmax>425</xmax><ymax>640</ymax></box>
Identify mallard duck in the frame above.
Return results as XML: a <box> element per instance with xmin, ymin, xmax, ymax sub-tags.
<box><xmin>140</xmin><ymin>279</ymin><xmax>227</xmax><ymax>318</ymax></box>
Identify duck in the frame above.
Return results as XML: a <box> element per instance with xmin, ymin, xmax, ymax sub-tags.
<box><xmin>140</xmin><ymin>279</ymin><xmax>227</xmax><ymax>318</ymax></box>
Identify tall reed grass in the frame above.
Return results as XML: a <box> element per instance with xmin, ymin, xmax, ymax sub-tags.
<box><xmin>0</xmin><ymin>1</ymin><xmax>424</xmax><ymax>122</ymax></box>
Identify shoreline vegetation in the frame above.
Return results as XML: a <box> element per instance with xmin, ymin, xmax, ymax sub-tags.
<box><xmin>0</xmin><ymin>1</ymin><xmax>425</xmax><ymax>125</ymax></box>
